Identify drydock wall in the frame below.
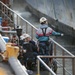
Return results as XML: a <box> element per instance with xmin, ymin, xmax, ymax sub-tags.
<box><xmin>25</xmin><ymin>0</ymin><xmax>75</xmax><ymax>37</ymax></box>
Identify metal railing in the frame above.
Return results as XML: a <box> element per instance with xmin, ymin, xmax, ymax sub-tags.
<box><xmin>0</xmin><ymin>1</ymin><xmax>75</xmax><ymax>75</ymax></box>
<box><xmin>37</xmin><ymin>56</ymin><xmax>56</xmax><ymax>75</ymax></box>
<box><xmin>37</xmin><ymin>38</ymin><xmax>75</xmax><ymax>75</ymax></box>
<box><xmin>50</xmin><ymin>38</ymin><xmax>75</xmax><ymax>75</ymax></box>
<box><xmin>0</xmin><ymin>1</ymin><xmax>37</xmax><ymax>39</ymax></box>
<box><xmin>50</xmin><ymin>38</ymin><xmax>74</xmax><ymax>56</ymax></box>
<box><xmin>36</xmin><ymin>38</ymin><xmax>75</xmax><ymax>75</ymax></box>
<box><xmin>37</xmin><ymin>55</ymin><xmax>75</xmax><ymax>75</ymax></box>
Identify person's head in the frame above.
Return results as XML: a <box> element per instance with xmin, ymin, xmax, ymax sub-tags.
<box><xmin>21</xmin><ymin>34</ymin><xmax>31</xmax><ymax>42</ymax></box>
<box><xmin>40</xmin><ymin>17</ymin><xmax>48</xmax><ymax>25</ymax></box>
<box><xmin>11</xmin><ymin>34</ymin><xmax>17</xmax><ymax>43</ymax></box>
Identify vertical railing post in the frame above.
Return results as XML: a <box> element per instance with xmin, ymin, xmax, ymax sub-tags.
<box><xmin>62</xmin><ymin>50</ymin><xmax>65</xmax><ymax>75</ymax></box>
<box><xmin>37</xmin><ymin>59</ymin><xmax>40</xmax><ymax>75</ymax></box>
<box><xmin>3</xmin><ymin>6</ymin><xmax>5</xmax><ymax>19</ymax></box>
<box><xmin>0</xmin><ymin>3</ymin><xmax>2</xmax><ymax>17</ymax></box>
<box><xmin>20</xmin><ymin>18</ymin><xmax>23</xmax><ymax>32</ymax></box>
<box><xmin>26</xmin><ymin>22</ymin><xmax>28</xmax><ymax>33</ymax></box>
<box><xmin>72</xmin><ymin>57</ymin><xmax>75</xmax><ymax>75</ymax></box>
<box><xmin>2</xmin><ymin>4</ymin><xmax>3</xmax><ymax>10</ymax></box>
<box><xmin>5</xmin><ymin>6</ymin><xmax>6</xmax><ymax>14</ymax></box>
<box><xmin>17</xmin><ymin>15</ymin><xmax>18</xmax><ymax>26</ymax></box>
<box><xmin>10</xmin><ymin>11</ymin><xmax>12</xmax><ymax>21</ymax></box>
<box><xmin>11</xmin><ymin>12</ymin><xmax>14</xmax><ymax>22</ymax></box>
<box><xmin>13</xmin><ymin>12</ymin><xmax>15</xmax><ymax>25</ymax></box>
<box><xmin>54</xmin><ymin>43</ymin><xmax>56</xmax><ymax>56</ymax></box>
<box><xmin>8</xmin><ymin>11</ymin><xmax>11</xmax><ymax>23</ymax></box>
<box><xmin>6</xmin><ymin>7</ymin><xmax>8</xmax><ymax>16</ymax></box>
<box><xmin>20</xmin><ymin>18</ymin><xmax>22</xmax><ymax>28</ymax></box>
<box><xmin>2</xmin><ymin>4</ymin><xmax>4</xmax><ymax>12</ymax></box>
<box><xmin>31</xmin><ymin>27</ymin><xmax>33</xmax><ymax>39</ymax></box>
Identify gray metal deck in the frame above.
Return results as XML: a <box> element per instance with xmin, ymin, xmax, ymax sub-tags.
<box><xmin>0</xmin><ymin>62</ymin><xmax>14</xmax><ymax>75</ymax></box>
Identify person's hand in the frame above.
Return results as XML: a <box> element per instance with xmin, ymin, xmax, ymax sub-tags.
<box><xmin>61</xmin><ymin>33</ymin><xmax>64</xmax><ymax>36</ymax></box>
<box><xmin>11</xmin><ymin>43</ymin><xmax>17</xmax><ymax>46</ymax></box>
<box><xmin>23</xmin><ymin>50</ymin><xmax>26</xmax><ymax>53</ymax></box>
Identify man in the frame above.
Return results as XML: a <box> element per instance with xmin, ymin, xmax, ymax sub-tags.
<box><xmin>36</xmin><ymin>17</ymin><xmax>63</xmax><ymax>69</ymax></box>
<box><xmin>36</xmin><ymin>17</ymin><xmax>63</xmax><ymax>42</ymax></box>
<box><xmin>19</xmin><ymin>34</ymin><xmax>37</xmax><ymax>70</ymax></box>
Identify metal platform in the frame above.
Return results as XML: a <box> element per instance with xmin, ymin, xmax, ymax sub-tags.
<box><xmin>0</xmin><ymin>62</ymin><xmax>14</xmax><ymax>75</ymax></box>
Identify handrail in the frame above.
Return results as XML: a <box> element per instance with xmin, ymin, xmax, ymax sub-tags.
<box><xmin>37</xmin><ymin>56</ymin><xmax>56</xmax><ymax>75</ymax></box>
<box><xmin>0</xmin><ymin>1</ymin><xmax>37</xmax><ymax>30</ymax></box>
<box><xmin>37</xmin><ymin>55</ymin><xmax>75</xmax><ymax>75</ymax></box>
<box><xmin>39</xmin><ymin>55</ymin><xmax>75</xmax><ymax>58</ymax></box>
<box><xmin>50</xmin><ymin>38</ymin><xmax>74</xmax><ymax>57</ymax></box>
<box><xmin>2</xmin><ymin>31</ymin><xmax>16</xmax><ymax>34</ymax></box>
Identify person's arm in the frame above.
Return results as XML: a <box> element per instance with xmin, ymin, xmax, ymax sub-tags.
<box><xmin>52</xmin><ymin>31</ymin><xmax>63</xmax><ymax>36</ymax></box>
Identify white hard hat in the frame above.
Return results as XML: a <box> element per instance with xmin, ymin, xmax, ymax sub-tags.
<box><xmin>40</xmin><ymin>17</ymin><xmax>47</xmax><ymax>23</ymax></box>
<box><xmin>20</xmin><ymin>34</ymin><xmax>31</xmax><ymax>40</ymax></box>
<box><xmin>20</xmin><ymin>33</ymin><xmax>26</xmax><ymax>40</ymax></box>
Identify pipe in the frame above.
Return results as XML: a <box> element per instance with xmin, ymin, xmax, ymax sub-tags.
<box><xmin>8</xmin><ymin>57</ymin><xmax>29</xmax><ymax>75</ymax></box>
<box><xmin>0</xmin><ymin>34</ymin><xmax>6</xmax><ymax>52</ymax></box>
<box><xmin>2</xmin><ymin>31</ymin><xmax>16</xmax><ymax>34</ymax></box>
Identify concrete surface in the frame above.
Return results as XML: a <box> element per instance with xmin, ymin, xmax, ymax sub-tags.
<box><xmin>0</xmin><ymin>62</ymin><xmax>14</xmax><ymax>75</ymax></box>
<box><xmin>26</xmin><ymin>0</ymin><xmax>75</xmax><ymax>27</ymax></box>
<box><xmin>25</xmin><ymin>0</ymin><xmax>75</xmax><ymax>37</ymax></box>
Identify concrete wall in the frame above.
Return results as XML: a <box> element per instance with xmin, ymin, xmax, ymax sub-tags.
<box><xmin>26</xmin><ymin>0</ymin><xmax>75</xmax><ymax>27</ymax></box>
<box><xmin>25</xmin><ymin>0</ymin><xmax>75</xmax><ymax>37</ymax></box>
